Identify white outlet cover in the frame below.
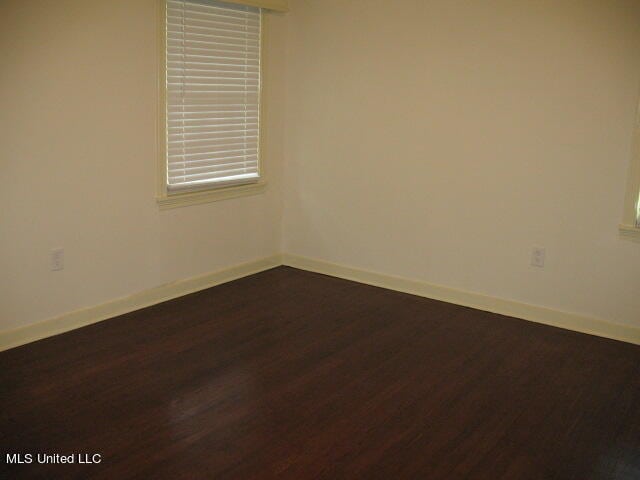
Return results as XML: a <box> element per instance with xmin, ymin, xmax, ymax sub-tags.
<box><xmin>51</xmin><ymin>248</ymin><xmax>64</xmax><ymax>271</ymax></box>
<box><xmin>531</xmin><ymin>247</ymin><xmax>546</xmax><ymax>268</ymax></box>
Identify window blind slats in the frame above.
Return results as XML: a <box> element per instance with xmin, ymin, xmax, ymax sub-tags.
<box><xmin>168</xmin><ymin>135</ymin><xmax>258</xmax><ymax>144</ymax></box>
<box><xmin>166</xmin><ymin>0</ymin><xmax>261</xmax><ymax>190</ymax></box>
<box><xmin>169</xmin><ymin>59</ymin><xmax>259</xmax><ymax>69</ymax></box>
<box><xmin>167</xmin><ymin>31</ymin><xmax>260</xmax><ymax>46</ymax></box>
<box><xmin>168</xmin><ymin>74</ymin><xmax>260</xmax><ymax>83</ymax></box>
<box><xmin>168</xmin><ymin>20</ymin><xmax>259</xmax><ymax>36</ymax></box>
<box><xmin>170</xmin><ymin>167</ymin><xmax>259</xmax><ymax>184</ymax></box>
<box><xmin>168</xmin><ymin>23</ymin><xmax>259</xmax><ymax>40</ymax></box>
<box><xmin>170</xmin><ymin>111</ymin><xmax>257</xmax><ymax>120</ymax></box>
<box><xmin>169</xmin><ymin>120</ymin><xmax>258</xmax><ymax>131</ymax></box>
<box><xmin>168</xmin><ymin>52</ymin><xmax>259</xmax><ymax>64</ymax></box>
<box><xmin>169</xmin><ymin>159</ymin><xmax>259</xmax><ymax>174</ymax></box>
<box><xmin>169</xmin><ymin>123</ymin><xmax>258</xmax><ymax>131</ymax></box>
<box><xmin>169</xmin><ymin>86</ymin><xmax>259</xmax><ymax>95</ymax></box>
<box><xmin>169</xmin><ymin>136</ymin><xmax>257</xmax><ymax>147</ymax></box>
<box><xmin>169</xmin><ymin>142</ymin><xmax>259</xmax><ymax>152</ymax></box>
<box><xmin>167</xmin><ymin>7</ymin><xmax>261</xmax><ymax>26</ymax></box>
<box><xmin>169</xmin><ymin>146</ymin><xmax>259</xmax><ymax>157</ymax></box>
<box><xmin>168</xmin><ymin>0</ymin><xmax>264</xmax><ymax>19</ymax></box>
<box><xmin>168</xmin><ymin>41</ymin><xmax>260</xmax><ymax>55</ymax></box>
<box><xmin>168</xmin><ymin>42</ymin><xmax>260</xmax><ymax>57</ymax></box>
<box><xmin>170</xmin><ymin>152</ymin><xmax>258</xmax><ymax>164</ymax></box>
<box><xmin>167</xmin><ymin>61</ymin><xmax>260</xmax><ymax>71</ymax></box>
<box><xmin>170</xmin><ymin>105</ymin><xmax>259</xmax><ymax>112</ymax></box>
<box><xmin>168</xmin><ymin>69</ymin><xmax>259</xmax><ymax>77</ymax></box>
<box><xmin>169</xmin><ymin>92</ymin><xmax>258</xmax><ymax>106</ymax></box>
<box><xmin>169</xmin><ymin>158</ymin><xmax>259</xmax><ymax>170</ymax></box>
<box><xmin>169</xmin><ymin>126</ymin><xmax>257</xmax><ymax>134</ymax></box>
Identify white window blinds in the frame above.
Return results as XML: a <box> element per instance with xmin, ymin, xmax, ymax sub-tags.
<box><xmin>166</xmin><ymin>0</ymin><xmax>261</xmax><ymax>191</ymax></box>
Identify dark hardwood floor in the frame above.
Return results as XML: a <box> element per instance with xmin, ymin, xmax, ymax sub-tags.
<box><xmin>2</xmin><ymin>266</ymin><xmax>640</xmax><ymax>479</ymax></box>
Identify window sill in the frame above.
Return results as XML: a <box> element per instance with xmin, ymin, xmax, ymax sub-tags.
<box><xmin>157</xmin><ymin>181</ymin><xmax>267</xmax><ymax>210</ymax></box>
<box><xmin>619</xmin><ymin>224</ymin><xmax>640</xmax><ymax>241</ymax></box>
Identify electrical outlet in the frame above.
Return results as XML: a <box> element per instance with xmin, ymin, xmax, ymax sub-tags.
<box><xmin>51</xmin><ymin>248</ymin><xmax>64</xmax><ymax>271</ymax></box>
<box><xmin>531</xmin><ymin>247</ymin><xmax>545</xmax><ymax>268</ymax></box>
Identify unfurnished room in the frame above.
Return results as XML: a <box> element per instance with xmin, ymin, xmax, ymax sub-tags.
<box><xmin>1</xmin><ymin>0</ymin><xmax>640</xmax><ymax>478</ymax></box>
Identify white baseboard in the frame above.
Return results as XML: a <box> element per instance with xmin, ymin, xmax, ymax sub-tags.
<box><xmin>282</xmin><ymin>253</ymin><xmax>640</xmax><ymax>346</ymax></box>
<box><xmin>0</xmin><ymin>255</ymin><xmax>283</xmax><ymax>352</ymax></box>
<box><xmin>3</xmin><ymin>252</ymin><xmax>638</xmax><ymax>352</ymax></box>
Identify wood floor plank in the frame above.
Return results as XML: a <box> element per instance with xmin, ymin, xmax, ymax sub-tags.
<box><xmin>1</xmin><ymin>266</ymin><xmax>639</xmax><ymax>479</ymax></box>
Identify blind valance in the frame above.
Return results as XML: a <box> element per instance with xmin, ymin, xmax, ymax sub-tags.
<box><xmin>217</xmin><ymin>0</ymin><xmax>288</xmax><ymax>12</ymax></box>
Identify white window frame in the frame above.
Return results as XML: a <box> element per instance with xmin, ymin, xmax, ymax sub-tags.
<box><xmin>621</xmin><ymin>96</ymin><xmax>640</xmax><ymax>238</ymax></box>
<box><xmin>156</xmin><ymin>0</ymin><xmax>268</xmax><ymax>209</ymax></box>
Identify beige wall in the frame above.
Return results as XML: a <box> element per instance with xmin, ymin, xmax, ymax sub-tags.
<box><xmin>282</xmin><ymin>0</ymin><xmax>640</xmax><ymax>327</ymax></box>
<box><xmin>2</xmin><ymin>0</ymin><xmax>639</xmax><ymax>337</ymax></box>
<box><xmin>0</xmin><ymin>0</ymin><xmax>287</xmax><ymax>331</ymax></box>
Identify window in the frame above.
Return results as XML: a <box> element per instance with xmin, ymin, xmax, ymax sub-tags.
<box><xmin>621</xmin><ymin>99</ymin><xmax>640</xmax><ymax>237</ymax></box>
<box><xmin>158</xmin><ymin>0</ymin><xmax>269</xmax><ymax>207</ymax></box>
